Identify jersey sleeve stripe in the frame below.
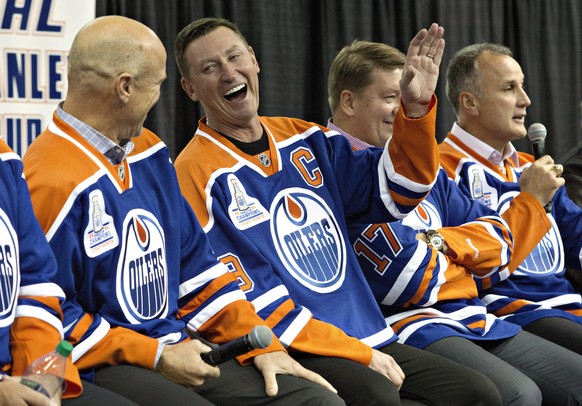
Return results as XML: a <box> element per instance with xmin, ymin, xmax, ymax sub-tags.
<box><xmin>178</xmin><ymin>262</ymin><xmax>228</xmax><ymax>298</ymax></box>
<box><xmin>251</xmin><ymin>285</ymin><xmax>289</xmax><ymax>313</ymax></box>
<box><xmin>186</xmin><ymin>290</ymin><xmax>247</xmax><ymax>331</ymax></box>
<box><xmin>277</xmin><ymin>307</ymin><xmax>312</xmax><ymax>347</ymax></box>
<box><xmin>71</xmin><ymin>317</ymin><xmax>110</xmax><ymax>363</ymax></box>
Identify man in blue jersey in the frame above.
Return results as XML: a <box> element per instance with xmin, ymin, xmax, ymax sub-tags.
<box><xmin>0</xmin><ymin>138</ymin><xmax>145</xmax><ymax>405</ymax></box>
<box><xmin>23</xmin><ymin>15</ymin><xmax>342</xmax><ymax>406</ymax></box>
<box><xmin>327</xmin><ymin>39</ymin><xmax>582</xmax><ymax>405</ymax></box>
<box><xmin>439</xmin><ymin>43</ymin><xmax>582</xmax><ymax>364</ymax></box>
<box><xmin>174</xmin><ymin>17</ymin><xmax>502</xmax><ymax>405</ymax></box>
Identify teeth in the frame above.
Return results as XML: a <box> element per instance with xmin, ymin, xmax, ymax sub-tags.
<box><xmin>225</xmin><ymin>84</ymin><xmax>245</xmax><ymax>95</ymax></box>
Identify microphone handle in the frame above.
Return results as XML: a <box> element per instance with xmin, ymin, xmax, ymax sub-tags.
<box><xmin>530</xmin><ymin>140</ymin><xmax>552</xmax><ymax>213</ymax></box>
<box><xmin>201</xmin><ymin>336</ymin><xmax>253</xmax><ymax>366</ymax></box>
<box><xmin>531</xmin><ymin>140</ymin><xmax>546</xmax><ymax>160</ymax></box>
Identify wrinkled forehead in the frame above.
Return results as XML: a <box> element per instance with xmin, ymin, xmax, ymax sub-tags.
<box><xmin>478</xmin><ymin>54</ymin><xmax>523</xmax><ymax>79</ymax></box>
<box><xmin>186</xmin><ymin>26</ymin><xmax>248</xmax><ymax>61</ymax></box>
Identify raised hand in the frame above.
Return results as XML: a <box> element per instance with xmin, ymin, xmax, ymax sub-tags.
<box><xmin>400</xmin><ymin>23</ymin><xmax>445</xmax><ymax>116</ymax></box>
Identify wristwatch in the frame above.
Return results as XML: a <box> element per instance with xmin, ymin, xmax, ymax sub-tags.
<box><xmin>425</xmin><ymin>230</ymin><xmax>445</xmax><ymax>252</ymax></box>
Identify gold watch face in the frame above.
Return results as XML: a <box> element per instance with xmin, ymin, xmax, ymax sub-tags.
<box><xmin>427</xmin><ymin>231</ymin><xmax>444</xmax><ymax>251</ymax></box>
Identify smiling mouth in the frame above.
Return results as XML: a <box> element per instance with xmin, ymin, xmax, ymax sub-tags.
<box><xmin>224</xmin><ymin>84</ymin><xmax>247</xmax><ymax>101</ymax></box>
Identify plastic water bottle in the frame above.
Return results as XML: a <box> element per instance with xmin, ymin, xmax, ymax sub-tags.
<box><xmin>20</xmin><ymin>340</ymin><xmax>73</xmax><ymax>398</ymax></box>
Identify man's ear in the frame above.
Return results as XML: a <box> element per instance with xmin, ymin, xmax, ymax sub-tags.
<box><xmin>117</xmin><ymin>73</ymin><xmax>133</xmax><ymax>104</ymax></box>
<box><xmin>249</xmin><ymin>46</ymin><xmax>260</xmax><ymax>74</ymax></box>
<box><xmin>181</xmin><ymin>77</ymin><xmax>199</xmax><ymax>102</ymax></box>
<box><xmin>460</xmin><ymin>91</ymin><xmax>479</xmax><ymax>116</ymax></box>
<box><xmin>339</xmin><ymin>90</ymin><xmax>356</xmax><ymax>117</ymax></box>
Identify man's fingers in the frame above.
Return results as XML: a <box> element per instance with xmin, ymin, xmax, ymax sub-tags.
<box><xmin>296</xmin><ymin>368</ymin><xmax>338</xmax><ymax>394</ymax></box>
<box><xmin>551</xmin><ymin>163</ymin><xmax>563</xmax><ymax>176</ymax></box>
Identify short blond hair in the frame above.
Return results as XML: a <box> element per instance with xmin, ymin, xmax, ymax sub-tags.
<box><xmin>328</xmin><ymin>40</ymin><xmax>405</xmax><ymax>113</ymax></box>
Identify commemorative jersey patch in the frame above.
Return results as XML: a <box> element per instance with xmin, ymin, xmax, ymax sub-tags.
<box><xmin>116</xmin><ymin>209</ymin><xmax>168</xmax><ymax>324</ymax></box>
<box><xmin>228</xmin><ymin>174</ymin><xmax>270</xmax><ymax>230</ymax></box>
<box><xmin>469</xmin><ymin>165</ymin><xmax>494</xmax><ymax>208</ymax></box>
<box><xmin>84</xmin><ymin>190</ymin><xmax>119</xmax><ymax>257</ymax></box>
<box><xmin>0</xmin><ymin>208</ymin><xmax>19</xmax><ymax>327</ymax></box>
<box><xmin>270</xmin><ymin>188</ymin><xmax>346</xmax><ymax>293</ymax></box>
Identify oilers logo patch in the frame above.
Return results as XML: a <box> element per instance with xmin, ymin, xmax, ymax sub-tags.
<box><xmin>270</xmin><ymin>188</ymin><xmax>346</xmax><ymax>293</ymax></box>
<box><xmin>402</xmin><ymin>200</ymin><xmax>443</xmax><ymax>231</ymax></box>
<box><xmin>516</xmin><ymin>217</ymin><xmax>564</xmax><ymax>276</ymax></box>
<box><xmin>116</xmin><ymin>209</ymin><xmax>168</xmax><ymax>324</ymax></box>
<box><xmin>0</xmin><ymin>209</ymin><xmax>19</xmax><ymax>327</ymax></box>
<box><xmin>228</xmin><ymin>174</ymin><xmax>270</xmax><ymax>230</ymax></box>
<box><xmin>84</xmin><ymin>190</ymin><xmax>119</xmax><ymax>258</ymax></box>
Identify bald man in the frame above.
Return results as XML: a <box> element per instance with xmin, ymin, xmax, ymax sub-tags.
<box><xmin>23</xmin><ymin>16</ymin><xmax>341</xmax><ymax>406</ymax></box>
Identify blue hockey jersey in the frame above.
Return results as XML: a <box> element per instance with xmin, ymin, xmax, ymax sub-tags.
<box><xmin>0</xmin><ymin>140</ymin><xmax>82</xmax><ymax>395</ymax></box>
<box><xmin>175</xmin><ymin>105</ymin><xmax>440</xmax><ymax>365</ymax></box>
<box><xmin>440</xmin><ymin>131</ymin><xmax>582</xmax><ymax>326</ymax></box>
<box><xmin>23</xmin><ymin>114</ymin><xmax>281</xmax><ymax>373</ymax></box>
<box><xmin>349</xmin><ymin>169</ymin><xmax>520</xmax><ymax>349</ymax></box>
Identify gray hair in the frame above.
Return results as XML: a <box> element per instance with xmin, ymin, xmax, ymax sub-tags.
<box><xmin>445</xmin><ymin>43</ymin><xmax>513</xmax><ymax>114</ymax></box>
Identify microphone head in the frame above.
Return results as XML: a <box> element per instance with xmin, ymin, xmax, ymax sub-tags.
<box><xmin>527</xmin><ymin>123</ymin><xmax>547</xmax><ymax>142</ymax></box>
<box><xmin>248</xmin><ymin>326</ymin><xmax>273</xmax><ymax>349</ymax></box>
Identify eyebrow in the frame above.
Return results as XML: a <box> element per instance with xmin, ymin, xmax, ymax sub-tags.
<box><xmin>198</xmin><ymin>45</ymin><xmax>243</xmax><ymax>65</ymax></box>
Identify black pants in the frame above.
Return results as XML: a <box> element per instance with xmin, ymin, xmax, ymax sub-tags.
<box><xmin>426</xmin><ymin>331</ymin><xmax>582</xmax><ymax>406</ymax></box>
<box><xmin>62</xmin><ymin>379</ymin><xmax>138</xmax><ymax>406</ymax></box>
<box><xmin>296</xmin><ymin>342</ymin><xmax>501</xmax><ymax>406</ymax></box>
<box><xmin>71</xmin><ymin>362</ymin><xmax>344</xmax><ymax>406</ymax></box>
<box><xmin>523</xmin><ymin>315</ymin><xmax>582</xmax><ymax>355</ymax></box>
<box><xmin>66</xmin><ymin>343</ymin><xmax>500</xmax><ymax>405</ymax></box>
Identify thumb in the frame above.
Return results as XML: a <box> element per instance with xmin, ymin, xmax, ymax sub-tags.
<box><xmin>262</xmin><ymin>370</ymin><xmax>279</xmax><ymax>397</ymax></box>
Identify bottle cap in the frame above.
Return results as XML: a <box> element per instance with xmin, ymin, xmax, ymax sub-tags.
<box><xmin>56</xmin><ymin>340</ymin><xmax>73</xmax><ymax>357</ymax></box>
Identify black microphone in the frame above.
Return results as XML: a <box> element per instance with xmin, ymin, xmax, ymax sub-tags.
<box><xmin>201</xmin><ymin>326</ymin><xmax>273</xmax><ymax>366</ymax></box>
<box><xmin>527</xmin><ymin>123</ymin><xmax>552</xmax><ymax>213</ymax></box>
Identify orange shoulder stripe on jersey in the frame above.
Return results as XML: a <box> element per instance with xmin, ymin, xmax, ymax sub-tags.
<box><xmin>24</xmin><ymin>127</ymin><xmax>103</xmax><ymax>234</ymax></box>
<box><xmin>259</xmin><ymin>116</ymin><xmax>324</xmax><ymax>143</ymax></box>
<box><xmin>439</xmin><ymin>134</ymin><xmax>505</xmax><ymax>178</ymax></box>
<box><xmin>175</xmin><ymin>130</ymin><xmax>240</xmax><ymax>228</ymax></box>
<box><xmin>129</xmin><ymin>127</ymin><xmax>164</xmax><ymax>153</ymax></box>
